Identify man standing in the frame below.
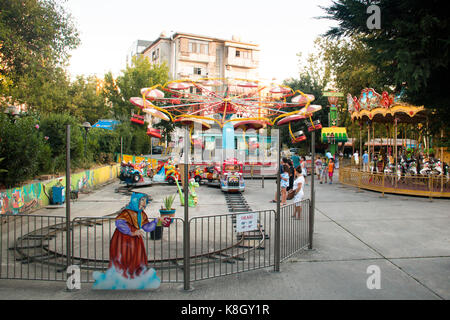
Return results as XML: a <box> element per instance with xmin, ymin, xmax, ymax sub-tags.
<box><xmin>362</xmin><ymin>150</ymin><xmax>369</xmax><ymax>171</ymax></box>
<box><xmin>292</xmin><ymin>152</ymin><xmax>300</xmax><ymax>170</ymax></box>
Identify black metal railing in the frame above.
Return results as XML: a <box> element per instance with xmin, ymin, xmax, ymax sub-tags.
<box><xmin>1</xmin><ymin>200</ymin><xmax>312</xmax><ymax>284</ymax></box>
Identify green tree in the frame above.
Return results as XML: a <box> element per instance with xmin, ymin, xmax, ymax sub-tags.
<box><xmin>39</xmin><ymin>113</ymin><xmax>85</xmax><ymax>172</ymax></box>
<box><xmin>320</xmin><ymin>0</ymin><xmax>450</xmax><ymax>133</ymax></box>
<box><xmin>9</xmin><ymin>66</ymin><xmax>74</xmax><ymax>115</ymax></box>
<box><xmin>102</xmin><ymin>56</ymin><xmax>170</xmax><ymax>120</ymax></box>
<box><xmin>311</xmin><ymin>35</ymin><xmax>389</xmax><ymax>142</ymax></box>
<box><xmin>69</xmin><ymin>75</ymin><xmax>111</xmax><ymax>124</ymax></box>
<box><xmin>0</xmin><ymin>114</ymin><xmax>52</xmax><ymax>187</ymax></box>
<box><xmin>0</xmin><ymin>0</ymin><xmax>80</xmax><ymax>101</ymax></box>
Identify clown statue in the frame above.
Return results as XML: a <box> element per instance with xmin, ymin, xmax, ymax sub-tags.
<box><xmin>188</xmin><ymin>178</ymin><xmax>199</xmax><ymax>205</ymax></box>
<box><xmin>92</xmin><ymin>192</ymin><xmax>170</xmax><ymax>290</ymax></box>
<box><xmin>175</xmin><ymin>178</ymin><xmax>199</xmax><ymax>207</ymax></box>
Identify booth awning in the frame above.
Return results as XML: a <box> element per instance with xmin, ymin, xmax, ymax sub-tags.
<box><xmin>321</xmin><ymin>127</ymin><xmax>348</xmax><ymax>143</ymax></box>
<box><xmin>92</xmin><ymin>119</ymin><xmax>120</xmax><ymax>130</ymax></box>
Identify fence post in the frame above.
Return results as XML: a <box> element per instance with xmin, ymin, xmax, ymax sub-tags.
<box><xmin>274</xmin><ymin>131</ymin><xmax>281</xmax><ymax>272</ymax></box>
<box><xmin>429</xmin><ymin>175</ymin><xmax>433</xmax><ymax>201</ymax></box>
<box><xmin>65</xmin><ymin>125</ymin><xmax>72</xmax><ymax>270</ymax></box>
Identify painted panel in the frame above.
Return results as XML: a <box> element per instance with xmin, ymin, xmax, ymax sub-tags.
<box><xmin>0</xmin><ymin>165</ymin><xmax>119</xmax><ymax>215</ymax></box>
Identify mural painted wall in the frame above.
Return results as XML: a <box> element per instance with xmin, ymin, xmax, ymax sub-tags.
<box><xmin>0</xmin><ymin>164</ymin><xmax>119</xmax><ymax>215</ymax></box>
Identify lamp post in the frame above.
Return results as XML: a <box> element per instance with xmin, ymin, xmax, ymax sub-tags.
<box><xmin>81</xmin><ymin>122</ymin><xmax>91</xmax><ymax>159</ymax></box>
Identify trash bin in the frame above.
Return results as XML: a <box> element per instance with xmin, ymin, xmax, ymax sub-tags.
<box><xmin>52</xmin><ymin>186</ymin><xmax>65</xmax><ymax>204</ymax></box>
<box><xmin>150</xmin><ymin>226</ymin><xmax>163</xmax><ymax>240</ymax></box>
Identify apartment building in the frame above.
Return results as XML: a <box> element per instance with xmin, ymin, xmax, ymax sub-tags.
<box><xmin>126</xmin><ymin>39</ymin><xmax>153</xmax><ymax>67</ymax></box>
<box><xmin>142</xmin><ymin>31</ymin><xmax>259</xmax><ymax>80</ymax></box>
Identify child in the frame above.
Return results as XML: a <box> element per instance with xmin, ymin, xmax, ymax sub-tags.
<box><xmin>280</xmin><ymin>164</ymin><xmax>290</xmax><ymax>205</ymax></box>
<box><xmin>292</xmin><ymin>166</ymin><xmax>305</xmax><ymax>219</ymax></box>
<box><xmin>315</xmin><ymin>156</ymin><xmax>322</xmax><ymax>179</ymax></box>
<box><xmin>328</xmin><ymin>158</ymin><xmax>335</xmax><ymax>184</ymax></box>
<box><xmin>320</xmin><ymin>157</ymin><xmax>328</xmax><ymax>184</ymax></box>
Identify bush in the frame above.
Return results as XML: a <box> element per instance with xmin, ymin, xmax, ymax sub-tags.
<box><xmin>39</xmin><ymin>113</ymin><xmax>85</xmax><ymax>172</ymax></box>
<box><xmin>0</xmin><ymin>114</ymin><xmax>52</xmax><ymax>187</ymax></box>
<box><xmin>0</xmin><ymin>112</ymin><xmax>155</xmax><ymax>189</ymax></box>
<box><xmin>115</xmin><ymin>121</ymin><xmax>150</xmax><ymax>155</ymax></box>
<box><xmin>88</xmin><ymin>128</ymin><xmax>119</xmax><ymax>164</ymax></box>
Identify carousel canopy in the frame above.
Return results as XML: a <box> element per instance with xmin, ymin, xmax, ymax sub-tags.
<box><xmin>347</xmin><ymin>88</ymin><xmax>427</xmax><ymax>124</ymax></box>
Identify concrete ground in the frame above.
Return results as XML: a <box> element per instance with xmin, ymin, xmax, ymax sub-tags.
<box><xmin>0</xmin><ymin>170</ymin><xmax>449</xmax><ymax>300</ymax></box>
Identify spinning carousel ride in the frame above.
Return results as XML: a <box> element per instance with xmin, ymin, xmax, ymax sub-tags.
<box><xmin>128</xmin><ymin>78</ymin><xmax>323</xmax><ymax>193</ymax></box>
<box><xmin>340</xmin><ymin>87</ymin><xmax>449</xmax><ymax>198</ymax></box>
<box><xmin>129</xmin><ymin>78</ymin><xmax>323</xmax><ymax>146</ymax></box>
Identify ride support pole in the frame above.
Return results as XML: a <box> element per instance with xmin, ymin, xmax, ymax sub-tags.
<box><xmin>309</xmin><ymin>130</ymin><xmax>315</xmax><ymax>250</ymax></box>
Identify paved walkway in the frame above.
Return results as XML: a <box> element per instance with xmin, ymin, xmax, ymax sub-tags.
<box><xmin>0</xmin><ymin>170</ymin><xmax>449</xmax><ymax>300</ymax></box>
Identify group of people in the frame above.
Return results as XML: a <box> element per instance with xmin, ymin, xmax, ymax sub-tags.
<box><xmin>353</xmin><ymin>149</ymin><xmax>448</xmax><ymax>176</ymax></box>
<box><xmin>270</xmin><ymin>153</ymin><xmax>308</xmax><ymax>219</ymax></box>
<box><xmin>314</xmin><ymin>153</ymin><xmax>336</xmax><ymax>185</ymax></box>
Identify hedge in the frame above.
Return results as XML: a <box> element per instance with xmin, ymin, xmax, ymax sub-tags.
<box><xmin>0</xmin><ymin>113</ymin><xmax>152</xmax><ymax>189</ymax></box>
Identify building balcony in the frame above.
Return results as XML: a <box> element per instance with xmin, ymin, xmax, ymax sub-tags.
<box><xmin>225</xmin><ymin>57</ymin><xmax>258</xmax><ymax>69</ymax></box>
<box><xmin>178</xmin><ymin>52</ymin><xmax>215</xmax><ymax>64</ymax></box>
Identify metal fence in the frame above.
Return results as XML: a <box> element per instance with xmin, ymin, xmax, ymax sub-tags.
<box><xmin>0</xmin><ymin>214</ymin><xmax>67</xmax><ymax>281</ymax></box>
<box><xmin>189</xmin><ymin>210</ymin><xmax>275</xmax><ymax>281</ymax></box>
<box><xmin>279</xmin><ymin>200</ymin><xmax>311</xmax><ymax>262</ymax></box>
<box><xmin>0</xmin><ymin>200</ymin><xmax>311</xmax><ymax>285</ymax></box>
<box><xmin>339</xmin><ymin>167</ymin><xmax>450</xmax><ymax>198</ymax></box>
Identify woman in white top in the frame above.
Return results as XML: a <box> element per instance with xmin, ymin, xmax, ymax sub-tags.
<box><xmin>292</xmin><ymin>166</ymin><xmax>305</xmax><ymax>219</ymax></box>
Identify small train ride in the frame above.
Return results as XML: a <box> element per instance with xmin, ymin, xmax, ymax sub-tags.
<box><xmin>220</xmin><ymin>158</ymin><xmax>245</xmax><ymax>192</ymax></box>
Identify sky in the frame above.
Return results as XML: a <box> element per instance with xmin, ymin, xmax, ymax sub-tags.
<box><xmin>64</xmin><ymin>0</ymin><xmax>336</xmax><ymax>83</ymax></box>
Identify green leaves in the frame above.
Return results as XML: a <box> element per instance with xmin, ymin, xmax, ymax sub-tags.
<box><xmin>320</xmin><ymin>0</ymin><xmax>450</xmax><ymax>131</ymax></box>
<box><xmin>102</xmin><ymin>56</ymin><xmax>170</xmax><ymax>120</ymax></box>
<box><xmin>0</xmin><ymin>0</ymin><xmax>79</xmax><ymax>93</ymax></box>
<box><xmin>162</xmin><ymin>194</ymin><xmax>176</xmax><ymax>210</ymax></box>
<box><xmin>0</xmin><ymin>114</ymin><xmax>51</xmax><ymax>187</ymax></box>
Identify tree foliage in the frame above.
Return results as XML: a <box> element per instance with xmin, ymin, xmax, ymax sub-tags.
<box><xmin>102</xmin><ymin>56</ymin><xmax>170</xmax><ymax>120</ymax></box>
<box><xmin>0</xmin><ymin>114</ymin><xmax>52</xmax><ymax>187</ymax></box>
<box><xmin>0</xmin><ymin>0</ymin><xmax>80</xmax><ymax>97</ymax></box>
<box><xmin>320</xmin><ymin>0</ymin><xmax>450</xmax><ymax>132</ymax></box>
<box><xmin>282</xmin><ymin>45</ymin><xmax>331</xmax><ymax>150</ymax></box>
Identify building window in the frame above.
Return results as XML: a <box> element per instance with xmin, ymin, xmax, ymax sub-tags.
<box><xmin>189</xmin><ymin>42</ymin><xmax>195</xmax><ymax>53</ymax></box>
<box><xmin>189</xmin><ymin>41</ymin><xmax>208</xmax><ymax>54</ymax></box>
<box><xmin>193</xmin><ymin>67</ymin><xmax>202</xmax><ymax>75</ymax></box>
<box><xmin>235</xmin><ymin>49</ymin><xmax>251</xmax><ymax>59</ymax></box>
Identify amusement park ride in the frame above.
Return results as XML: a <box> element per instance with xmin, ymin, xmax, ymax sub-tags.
<box><xmin>122</xmin><ymin>78</ymin><xmax>323</xmax><ymax>192</ymax></box>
